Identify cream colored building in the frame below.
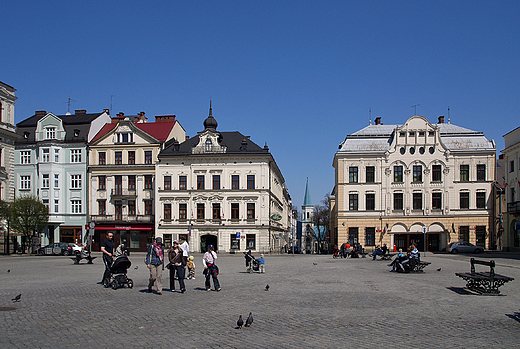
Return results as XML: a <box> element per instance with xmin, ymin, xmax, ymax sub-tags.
<box><xmin>330</xmin><ymin>115</ymin><xmax>496</xmax><ymax>252</ymax></box>
<box><xmin>502</xmin><ymin>126</ymin><xmax>520</xmax><ymax>251</ymax></box>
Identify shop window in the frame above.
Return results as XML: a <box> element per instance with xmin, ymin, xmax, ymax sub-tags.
<box><xmin>348</xmin><ymin>227</ymin><xmax>359</xmax><ymax>245</ymax></box>
<box><xmin>365</xmin><ymin>227</ymin><xmax>375</xmax><ymax>246</ymax></box>
<box><xmin>230</xmin><ymin>234</ymin><xmax>240</xmax><ymax>250</ymax></box>
<box><xmin>246</xmin><ymin>234</ymin><xmax>256</xmax><ymax>249</ymax></box>
<box><xmin>459</xmin><ymin>226</ymin><xmax>470</xmax><ymax>242</ymax></box>
<box><xmin>130</xmin><ymin>231</ymin><xmax>140</xmax><ymax>249</ymax></box>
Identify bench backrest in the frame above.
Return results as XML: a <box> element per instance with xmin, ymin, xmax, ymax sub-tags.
<box><xmin>470</xmin><ymin>258</ymin><xmax>495</xmax><ymax>276</ymax></box>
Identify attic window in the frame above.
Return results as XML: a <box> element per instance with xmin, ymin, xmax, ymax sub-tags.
<box><xmin>117</xmin><ymin>132</ymin><xmax>133</xmax><ymax>143</ymax></box>
<box><xmin>399</xmin><ymin>132</ymin><xmax>405</xmax><ymax>137</ymax></box>
<box><xmin>74</xmin><ymin>129</ymin><xmax>80</xmax><ymax>137</ymax></box>
<box><xmin>45</xmin><ymin>127</ymin><xmax>56</xmax><ymax>140</ymax></box>
<box><xmin>419</xmin><ymin>131</ymin><xmax>425</xmax><ymax>137</ymax></box>
<box><xmin>24</xmin><ymin>132</ymin><xmax>30</xmax><ymax>139</ymax></box>
<box><xmin>428</xmin><ymin>131</ymin><xmax>435</xmax><ymax>137</ymax></box>
<box><xmin>409</xmin><ymin>132</ymin><xmax>415</xmax><ymax>137</ymax></box>
<box><xmin>205</xmin><ymin>138</ymin><xmax>213</xmax><ymax>152</ymax></box>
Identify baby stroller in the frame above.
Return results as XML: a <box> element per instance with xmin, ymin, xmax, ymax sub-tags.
<box><xmin>103</xmin><ymin>254</ymin><xmax>134</xmax><ymax>289</ymax></box>
<box><xmin>244</xmin><ymin>251</ymin><xmax>260</xmax><ymax>273</ymax></box>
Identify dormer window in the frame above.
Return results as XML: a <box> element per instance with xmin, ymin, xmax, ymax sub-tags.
<box><xmin>116</xmin><ymin>132</ymin><xmax>133</xmax><ymax>143</ymax></box>
<box><xmin>409</xmin><ymin>132</ymin><xmax>415</xmax><ymax>137</ymax></box>
<box><xmin>205</xmin><ymin>138</ymin><xmax>213</xmax><ymax>152</ymax></box>
<box><xmin>74</xmin><ymin>129</ymin><xmax>80</xmax><ymax>137</ymax></box>
<box><xmin>24</xmin><ymin>132</ymin><xmax>30</xmax><ymax>139</ymax></box>
<box><xmin>45</xmin><ymin>127</ymin><xmax>56</xmax><ymax>140</ymax></box>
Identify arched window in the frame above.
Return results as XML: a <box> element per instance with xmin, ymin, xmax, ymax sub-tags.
<box><xmin>205</xmin><ymin>138</ymin><xmax>212</xmax><ymax>152</ymax></box>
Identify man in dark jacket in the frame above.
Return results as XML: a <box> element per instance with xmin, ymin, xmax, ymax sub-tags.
<box><xmin>101</xmin><ymin>233</ymin><xmax>114</xmax><ymax>283</ymax></box>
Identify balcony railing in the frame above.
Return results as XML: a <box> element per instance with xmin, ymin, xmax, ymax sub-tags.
<box><xmin>111</xmin><ymin>188</ymin><xmax>137</xmax><ymax>198</ymax></box>
<box><xmin>507</xmin><ymin>201</ymin><xmax>520</xmax><ymax>214</ymax></box>
<box><xmin>90</xmin><ymin>214</ymin><xmax>154</xmax><ymax>223</ymax></box>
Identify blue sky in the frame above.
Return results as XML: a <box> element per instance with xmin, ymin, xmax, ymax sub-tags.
<box><xmin>2</xmin><ymin>1</ymin><xmax>519</xmax><ymax>209</ymax></box>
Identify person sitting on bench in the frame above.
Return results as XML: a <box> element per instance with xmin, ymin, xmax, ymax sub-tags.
<box><xmin>371</xmin><ymin>243</ymin><xmax>388</xmax><ymax>260</ymax></box>
<box><xmin>401</xmin><ymin>243</ymin><xmax>419</xmax><ymax>271</ymax></box>
<box><xmin>388</xmin><ymin>248</ymin><xmax>405</xmax><ymax>271</ymax></box>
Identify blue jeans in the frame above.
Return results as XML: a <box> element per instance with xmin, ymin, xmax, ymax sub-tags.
<box><xmin>372</xmin><ymin>250</ymin><xmax>383</xmax><ymax>260</ymax></box>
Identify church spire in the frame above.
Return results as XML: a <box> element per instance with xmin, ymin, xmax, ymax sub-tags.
<box><xmin>303</xmin><ymin>178</ymin><xmax>312</xmax><ymax>207</ymax></box>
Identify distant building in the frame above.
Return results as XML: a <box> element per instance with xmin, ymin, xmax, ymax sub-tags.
<box><xmin>0</xmin><ymin>81</ymin><xmax>18</xmax><ymax>202</ymax></box>
<box><xmin>502</xmin><ymin>126</ymin><xmax>520</xmax><ymax>251</ymax></box>
<box><xmin>15</xmin><ymin>109</ymin><xmax>111</xmax><ymax>246</ymax></box>
<box><xmin>88</xmin><ymin>112</ymin><xmax>185</xmax><ymax>252</ymax></box>
<box><xmin>330</xmin><ymin>115</ymin><xmax>496</xmax><ymax>252</ymax></box>
<box><xmin>300</xmin><ymin>178</ymin><xmax>315</xmax><ymax>253</ymax></box>
<box><xmin>155</xmin><ymin>104</ymin><xmax>291</xmax><ymax>253</ymax></box>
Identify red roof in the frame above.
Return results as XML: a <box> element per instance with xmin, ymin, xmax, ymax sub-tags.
<box><xmin>91</xmin><ymin>120</ymin><xmax>176</xmax><ymax>143</ymax></box>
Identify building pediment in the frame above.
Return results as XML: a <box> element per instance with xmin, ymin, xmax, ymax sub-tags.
<box><xmin>192</xmin><ymin>130</ymin><xmax>227</xmax><ymax>154</ymax></box>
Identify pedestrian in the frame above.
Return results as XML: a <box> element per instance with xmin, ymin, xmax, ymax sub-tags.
<box><xmin>203</xmin><ymin>245</ymin><xmax>221</xmax><ymax>291</ymax></box>
<box><xmin>168</xmin><ymin>240</ymin><xmax>186</xmax><ymax>293</ymax></box>
<box><xmin>187</xmin><ymin>255</ymin><xmax>196</xmax><ymax>279</ymax></box>
<box><xmin>100</xmin><ymin>232</ymin><xmax>115</xmax><ymax>283</ymax></box>
<box><xmin>179</xmin><ymin>237</ymin><xmax>189</xmax><ymax>265</ymax></box>
<box><xmin>146</xmin><ymin>237</ymin><xmax>164</xmax><ymax>295</ymax></box>
<box><xmin>257</xmin><ymin>254</ymin><xmax>265</xmax><ymax>273</ymax></box>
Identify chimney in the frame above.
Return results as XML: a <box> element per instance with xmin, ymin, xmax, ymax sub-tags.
<box><xmin>35</xmin><ymin>110</ymin><xmax>47</xmax><ymax>117</ymax></box>
<box><xmin>75</xmin><ymin>109</ymin><xmax>87</xmax><ymax>114</ymax></box>
<box><xmin>185</xmin><ymin>135</ymin><xmax>189</xmax><ymax>141</ymax></box>
<box><xmin>438</xmin><ymin>116</ymin><xmax>445</xmax><ymax>124</ymax></box>
<box><xmin>135</xmin><ymin>112</ymin><xmax>147</xmax><ymax>123</ymax></box>
<box><xmin>103</xmin><ymin>108</ymin><xmax>110</xmax><ymax>115</ymax></box>
<box><xmin>155</xmin><ymin>115</ymin><xmax>176</xmax><ymax>123</ymax></box>
<box><xmin>375</xmin><ymin>117</ymin><xmax>382</xmax><ymax>125</ymax></box>
<box><xmin>112</xmin><ymin>112</ymin><xmax>125</xmax><ymax>123</ymax></box>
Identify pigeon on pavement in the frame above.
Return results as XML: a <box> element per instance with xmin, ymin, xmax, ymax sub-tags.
<box><xmin>12</xmin><ymin>294</ymin><xmax>21</xmax><ymax>302</ymax></box>
<box><xmin>265</xmin><ymin>284</ymin><xmax>270</xmax><ymax>291</ymax></box>
<box><xmin>245</xmin><ymin>312</ymin><xmax>253</xmax><ymax>327</ymax></box>
<box><xmin>437</xmin><ymin>268</ymin><xmax>441</xmax><ymax>271</ymax></box>
<box><xmin>236</xmin><ymin>315</ymin><xmax>244</xmax><ymax>329</ymax></box>
<box><xmin>134</xmin><ymin>266</ymin><xmax>138</xmax><ymax>270</ymax></box>
<box><xmin>7</xmin><ymin>269</ymin><xmax>10</xmax><ymax>273</ymax></box>
<box><xmin>313</xmin><ymin>263</ymin><xmax>318</xmax><ymax>265</ymax></box>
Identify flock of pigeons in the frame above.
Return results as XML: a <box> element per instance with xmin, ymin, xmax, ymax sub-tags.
<box><xmin>236</xmin><ymin>312</ymin><xmax>253</xmax><ymax>329</ymax></box>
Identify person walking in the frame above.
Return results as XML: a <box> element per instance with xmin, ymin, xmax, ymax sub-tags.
<box><xmin>203</xmin><ymin>245</ymin><xmax>221</xmax><ymax>291</ymax></box>
<box><xmin>179</xmin><ymin>237</ymin><xmax>189</xmax><ymax>265</ymax></box>
<box><xmin>168</xmin><ymin>240</ymin><xmax>186</xmax><ymax>293</ymax></box>
<box><xmin>100</xmin><ymin>233</ymin><xmax>115</xmax><ymax>283</ymax></box>
<box><xmin>146</xmin><ymin>237</ymin><xmax>164</xmax><ymax>295</ymax></box>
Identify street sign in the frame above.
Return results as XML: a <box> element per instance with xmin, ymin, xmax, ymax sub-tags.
<box><xmin>422</xmin><ymin>226</ymin><xmax>428</xmax><ymax>234</ymax></box>
<box><xmin>236</xmin><ymin>232</ymin><xmax>240</xmax><ymax>239</ymax></box>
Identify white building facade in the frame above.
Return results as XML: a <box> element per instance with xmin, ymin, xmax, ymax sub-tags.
<box><xmin>0</xmin><ymin>81</ymin><xmax>18</xmax><ymax>202</ymax></box>
<box><xmin>502</xmin><ymin>126</ymin><xmax>520</xmax><ymax>251</ymax></box>
<box><xmin>331</xmin><ymin>115</ymin><xmax>496</xmax><ymax>252</ymax></box>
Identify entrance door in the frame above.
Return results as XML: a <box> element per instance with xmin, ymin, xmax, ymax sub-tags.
<box><xmin>428</xmin><ymin>234</ymin><xmax>439</xmax><ymax>251</ymax></box>
<box><xmin>394</xmin><ymin>234</ymin><xmax>407</xmax><ymax>251</ymax></box>
<box><xmin>200</xmin><ymin>234</ymin><xmax>218</xmax><ymax>252</ymax></box>
<box><xmin>475</xmin><ymin>226</ymin><xmax>486</xmax><ymax>247</ymax></box>
<box><xmin>409</xmin><ymin>234</ymin><xmax>424</xmax><ymax>252</ymax></box>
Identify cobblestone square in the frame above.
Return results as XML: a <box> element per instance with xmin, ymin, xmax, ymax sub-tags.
<box><xmin>1</xmin><ymin>252</ymin><xmax>519</xmax><ymax>348</ymax></box>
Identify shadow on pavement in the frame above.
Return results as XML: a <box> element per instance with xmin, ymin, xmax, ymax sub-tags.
<box><xmin>446</xmin><ymin>286</ymin><xmax>474</xmax><ymax>295</ymax></box>
<box><xmin>505</xmin><ymin>312</ymin><xmax>520</xmax><ymax>323</ymax></box>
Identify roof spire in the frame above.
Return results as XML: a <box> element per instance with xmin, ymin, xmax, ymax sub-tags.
<box><xmin>209</xmin><ymin>99</ymin><xmax>212</xmax><ymax>117</ymax></box>
<box><xmin>203</xmin><ymin>99</ymin><xmax>218</xmax><ymax>131</ymax></box>
<box><xmin>303</xmin><ymin>178</ymin><xmax>312</xmax><ymax>207</ymax></box>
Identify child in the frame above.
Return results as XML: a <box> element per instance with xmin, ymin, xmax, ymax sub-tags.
<box><xmin>256</xmin><ymin>254</ymin><xmax>265</xmax><ymax>273</ymax></box>
<box><xmin>187</xmin><ymin>255</ymin><xmax>196</xmax><ymax>279</ymax></box>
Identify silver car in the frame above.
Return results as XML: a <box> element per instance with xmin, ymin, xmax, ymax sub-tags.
<box><xmin>447</xmin><ymin>241</ymin><xmax>484</xmax><ymax>254</ymax></box>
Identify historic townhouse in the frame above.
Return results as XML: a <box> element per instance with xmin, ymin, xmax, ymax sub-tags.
<box><xmin>88</xmin><ymin>112</ymin><xmax>185</xmax><ymax>252</ymax></box>
<box><xmin>15</xmin><ymin>109</ymin><xmax>110</xmax><ymax>245</ymax></box>
<box><xmin>155</xmin><ymin>105</ymin><xmax>291</xmax><ymax>253</ymax></box>
<box><xmin>502</xmin><ymin>126</ymin><xmax>520</xmax><ymax>251</ymax></box>
<box><xmin>330</xmin><ymin>115</ymin><xmax>496</xmax><ymax>252</ymax></box>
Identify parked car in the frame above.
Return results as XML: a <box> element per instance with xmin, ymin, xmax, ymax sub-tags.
<box><xmin>69</xmin><ymin>243</ymin><xmax>84</xmax><ymax>254</ymax></box>
<box><xmin>287</xmin><ymin>246</ymin><xmax>303</xmax><ymax>254</ymax></box>
<box><xmin>447</xmin><ymin>242</ymin><xmax>484</xmax><ymax>254</ymax></box>
<box><xmin>37</xmin><ymin>243</ymin><xmax>73</xmax><ymax>256</ymax></box>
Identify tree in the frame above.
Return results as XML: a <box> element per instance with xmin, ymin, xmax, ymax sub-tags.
<box><xmin>312</xmin><ymin>193</ymin><xmax>331</xmax><ymax>253</ymax></box>
<box><xmin>0</xmin><ymin>200</ymin><xmax>13</xmax><ymax>254</ymax></box>
<box><xmin>10</xmin><ymin>196</ymin><xmax>49</xmax><ymax>254</ymax></box>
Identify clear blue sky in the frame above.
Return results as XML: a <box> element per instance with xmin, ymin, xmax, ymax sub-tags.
<box><xmin>2</xmin><ymin>1</ymin><xmax>519</xmax><ymax>209</ymax></box>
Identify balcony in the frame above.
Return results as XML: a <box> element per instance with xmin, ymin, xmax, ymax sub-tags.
<box><xmin>111</xmin><ymin>188</ymin><xmax>137</xmax><ymax>199</ymax></box>
<box><xmin>90</xmin><ymin>214</ymin><xmax>154</xmax><ymax>223</ymax></box>
<box><xmin>507</xmin><ymin>201</ymin><xmax>520</xmax><ymax>214</ymax></box>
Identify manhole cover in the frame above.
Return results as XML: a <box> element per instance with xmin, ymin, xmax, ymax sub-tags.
<box><xmin>0</xmin><ymin>307</ymin><xmax>17</xmax><ymax>311</ymax></box>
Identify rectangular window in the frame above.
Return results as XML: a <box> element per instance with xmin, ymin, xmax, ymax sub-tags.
<box><xmin>42</xmin><ymin>149</ymin><xmax>50</xmax><ymax>162</ymax></box>
<box><xmin>213</xmin><ymin>203</ymin><xmax>221</xmax><ymax>219</ymax></box>
<box><xmin>413</xmin><ymin>165</ymin><xmax>422</xmax><ymax>182</ymax></box>
<box><xmin>70</xmin><ymin>174</ymin><xmax>82</xmax><ymax>189</ymax></box>
<box><xmin>128</xmin><ymin>200</ymin><xmax>136</xmax><ymax>216</ymax></box>
<box><xmin>394</xmin><ymin>193</ymin><xmax>403</xmax><ymax>210</ymax></box>
<box><xmin>54</xmin><ymin>174</ymin><xmax>59</xmax><ymax>188</ymax></box>
<box><xmin>460</xmin><ymin>191</ymin><xmax>469</xmax><ymax>209</ymax></box>
<box><xmin>247</xmin><ymin>203</ymin><xmax>255</xmax><ymax>219</ymax></box>
<box><xmin>247</xmin><ymin>175</ymin><xmax>255</xmax><ymax>189</ymax></box>
<box><xmin>365</xmin><ymin>193</ymin><xmax>375</xmax><ymax>211</ymax></box>
<box><xmin>179</xmin><ymin>176</ymin><xmax>187</xmax><ymax>190</ymax></box>
<box><xmin>99</xmin><ymin>176</ymin><xmax>106</xmax><ymax>190</ymax></box>
<box><xmin>21</xmin><ymin>151</ymin><xmax>31</xmax><ymax>164</ymax></box>
<box><xmin>246</xmin><ymin>234</ymin><xmax>256</xmax><ymax>249</ymax></box>
<box><xmin>128</xmin><ymin>175</ymin><xmax>136</xmax><ymax>190</ymax></box>
<box><xmin>179</xmin><ymin>203</ymin><xmax>187</xmax><ymax>220</ymax></box>
<box><xmin>145</xmin><ymin>200</ymin><xmax>153</xmax><ymax>215</ymax></box>
<box><xmin>54</xmin><ymin>199</ymin><xmax>59</xmax><ymax>213</ymax></box>
<box><xmin>432</xmin><ymin>192</ymin><xmax>442</xmax><ymax>210</ymax></box>
<box><xmin>366</xmin><ymin>166</ymin><xmax>375</xmax><ymax>183</ymax></box>
<box><xmin>231</xmin><ymin>203</ymin><xmax>239</xmax><ymax>219</ymax></box>
<box><xmin>42</xmin><ymin>174</ymin><xmax>49</xmax><ymax>188</ymax></box>
<box><xmin>145</xmin><ymin>151</ymin><xmax>152</xmax><ymax>164</ymax></box>
<box><xmin>213</xmin><ymin>175</ymin><xmax>220</xmax><ymax>190</ymax></box>
<box><xmin>43</xmin><ymin>199</ymin><xmax>49</xmax><ymax>210</ymax></box>
<box><xmin>98</xmin><ymin>200</ymin><xmax>106</xmax><ymax>215</ymax></box>
<box><xmin>128</xmin><ymin>151</ymin><xmax>135</xmax><ymax>165</ymax></box>
<box><xmin>230</xmin><ymin>234</ymin><xmax>241</xmax><ymax>250</ymax></box>
<box><xmin>349</xmin><ymin>167</ymin><xmax>358</xmax><ymax>183</ymax></box>
<box><xmin>99</xmin><ymin>152</ymin><xmax>106</xmax><ymax>165</ymax></box>
<box><xmin>197</xmin><ymin>203</ymin><xmax>204</xmax><ymax>219</ymax></box>
<box><xmin>71</xmin><ymin>200</ymin><xmax>82</xmax><ymax>214</ymax></box>
<box><xmin>144</xmin><ymin>175</ymin><xmax>153</xmax><ymax>190</ymax></box>
<box><xmin>365</xmin><ymin>227</ymin><xmax>375</xmax><ymax>246</ymax></box>
<box><xmin>348</xmin><ymin>227</ymin><xmax>359</xmax><ymax>246</ymax></box>
<box><xmin>164</xmin><ymin>203</ymin><xmax>172</xmax><ymax>220</ymax></box>
<box><xmin>70</xmin><ymin>149</ymin><xmax>81</xmax><ymax>163</ymax></box>
<box><xmin>432</xmin><ymin>165</ymin><xmax>442</xmax><ymax>182</ymax></box>
<box><xmin>349</xmin><ymin>194</ymin><xmax>358</xmax><ymax>211</ymax></box>
<box><xmin>45</xmin><ymin>127</ymin><xmax>56</xmax><ymax>139</ymax></box>
<box><xmin>476</xmin><ymin>192</ymin><xmax>486</xmax><ymax>209</ymax></box>
<box><xmin>476</xmin><ymin>164</ymin><xmax>486</xmax><ymax>181</ymax></box>
<box><xmin>459</xmin><ymin>226</ymin><xmax>470</xmax><ymax>242</ymax></box>
<box><xmin>197</xmin><ymin>175</ymin><xmax>205</xmax><ymax>190</ymax></box>
<box><xmin>510</xmin><ymin>160</ymin><xmax>515</xmax><ymax>173</ymax></box>
<box><xmin>54</xmin><ymin>149</ymin><xmax>59</xmax><ymax>162</ymax></box>
<box><xmin>460</xmin><ymin>165</ymin><xmax>469</xmax><ymax>181</ymax></box>
<box><xmin>114</xmin><ymin>176</ymin><xmax>122</xmax><ymax>194</ymax></box>
<box><xmin>115</xmin><ymin>151</ymin><xmax>122</xmax><ymax>165</ymax></box>
<box><xmin>164</xmin><ymin>176</ymin><xmax>172</xmax><ymax>190</ymax></box>
<box><xmin>20</xmin><ymin>175</ymin><xmax>31</xmax><ymax>190</ymax></box>
<box><xmin>413</xmin><ymin>193</ymin><xmax>422</xmax><ymax>210</ymax></box>
<box><xmin>232</xmin><ymin>175</ymin><xmax>239</xmax><ymax>190</ymax></box>
<box><xmin>394</xmin><ymin>166</ymin><xmax>403</xmax><ymax>182</ymax></box>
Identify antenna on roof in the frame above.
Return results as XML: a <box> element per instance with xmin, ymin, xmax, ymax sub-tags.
<box><xmin>447</xmin><ymin>106</ymin><xmax>450</xmax><ymax>124</ymax></box>
<box><xmin>110</xmin><ymin>95</ymin><xmax>114</xmax><ymax>116</ymax></box>
<box><xmin>369</xmin><ymin>108</ymin><xmax>372</xmax><ymax>125</ymax></box>
<box><xmin>64</xmin><ymin>96</ymin><xmax>76</xmax><ymax>114</ymax></box>
<box><xmin>411</xmin><ymin>104</ymin><xmax>420</xmax><ymax>115</ymax></box>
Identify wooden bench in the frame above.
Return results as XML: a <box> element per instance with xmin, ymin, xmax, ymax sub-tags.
<box><xmin>455</xmin><ymin>258</ymin><xmax>514</xmax><ymax>295</ymax></box>
<box><xmin>396</xmin><ymin>254</ymin><xmax>431</xmax><ymax>273</ymax></box>
<box><xmin>71</xmin><ymin>254</ymin><xmax>97</xmax><ymax>265</ymax></box>
<box><xmin>379</xmin><ymin>253</ymin><xmax>395</xmax><ymax>261</ymax></box>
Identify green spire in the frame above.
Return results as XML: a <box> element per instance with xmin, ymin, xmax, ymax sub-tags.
<box><xmin>303</xmin><ymin>178</ymin><xmax>312</xmax><ymax>207</ymax></box>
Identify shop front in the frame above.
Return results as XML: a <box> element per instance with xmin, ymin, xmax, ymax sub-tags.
<box><xmin>92</xmin><ymin>225</ymin><xmax>153</xmax><ymax>252</ymax></box>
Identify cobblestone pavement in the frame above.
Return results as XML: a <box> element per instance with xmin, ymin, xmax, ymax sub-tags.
<box><xmin>0</xmin><ymin>251</ymin><xmax>519</xmax><ymax>348</ymax></box>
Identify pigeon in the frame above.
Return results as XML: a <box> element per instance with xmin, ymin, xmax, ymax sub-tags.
<box><xmin>313</xmin><ymin>263</ymin><xmax>318</xmax><ymax>265</ymax></box>
<box><xmin>437</xmin><ymin>268</ymin><xmax>441</xmax><ymax>272</ymax></box>
<box><xmin>236</xmin><ymin>315</ymin><xmax>244</xmax><ymax>329</ymax></box>
<box><xmin>134</xmin><ymin>266</ymin><xmax>138</xmax><ymax>270</ymax></box>
<box><xmin>265</xmin><ymin>284</ymin><xmax>270</xmax><ymax>291</ymax></box>
<box><xmin>12</xmin><ymin>294</ymin><xmax>21</xmax><ymax>302</ymax></box>
<box><xmin>7</xmin><ymin>269</ymin><xmax>10</xmax><ymax>273</ymax></box>
<box><xmin>245</xmin><ymin>312</ymin><xmax>253</xmax><ymax>327</ymax></box>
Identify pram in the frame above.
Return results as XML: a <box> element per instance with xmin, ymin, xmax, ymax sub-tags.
<box><xmin>103</xmin><ymin>254</ymin><xmax>134</xmax><ymax>289</ymax></box>
<box><xmin>244</xmin><ymin>251</ymin><xmax>260</xmax><ymax>273</ymax></box>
